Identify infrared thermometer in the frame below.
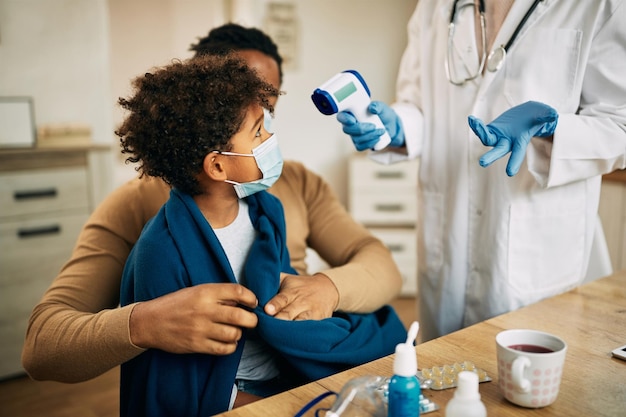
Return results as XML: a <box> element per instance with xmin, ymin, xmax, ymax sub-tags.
<box><xmin>311</xmin><ymin>70</ymin><xmax>391</xmax><ymax>150</ymax></box>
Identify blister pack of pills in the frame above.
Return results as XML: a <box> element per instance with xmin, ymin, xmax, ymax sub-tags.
<box><xmin>417</xmin><ymin>361</ymin><xmax>491</xmax><ymax>390</ymax></box>
<box><xmin>417</xmin><ymin>393</ymin><xmax>440</xmax><ymax>413</ymax></box>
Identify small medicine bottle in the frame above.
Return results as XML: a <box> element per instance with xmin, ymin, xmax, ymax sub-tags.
<box><xmin>388</xmin><ymin>321</ymin><xmax>420</xmax><ymax>417</ymax></box>
<box><xmin>445</xmin><ymin>371</ymin><xmax>487</xmax><ymax>417</ymax></box>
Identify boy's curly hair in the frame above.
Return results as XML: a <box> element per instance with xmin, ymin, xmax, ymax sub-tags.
<box><xmin>116</xmin><ymin>54</ymin><xmax>278</xmax><ymax>196</ymax></box>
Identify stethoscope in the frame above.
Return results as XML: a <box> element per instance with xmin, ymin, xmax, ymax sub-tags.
<box><xmin>445</xmin><ymin>0</ymin><xmax>544</xmax><ymax>85</ymax></box>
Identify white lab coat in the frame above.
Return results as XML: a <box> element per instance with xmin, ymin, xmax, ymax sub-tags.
<box><xmin>373</xmin><ymin>0</ymin><xmax>626</xmax><ymax>341</ymax></box>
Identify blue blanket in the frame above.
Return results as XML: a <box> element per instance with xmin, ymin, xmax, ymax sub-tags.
<box><xmin>120</xmin><ymin>189</ymin><xmax>405</xmax><ymax>416</ymax></box>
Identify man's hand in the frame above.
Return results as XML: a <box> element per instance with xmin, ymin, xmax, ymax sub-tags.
<box><xmin>264</xmin><ymin>273</ymin><xmax>339</xmax><ymax>320</ymax></box>
<box><xmin>129</xmin><ymin>283</ymin><xmax>258</xmax><ymax>355</ymax></box>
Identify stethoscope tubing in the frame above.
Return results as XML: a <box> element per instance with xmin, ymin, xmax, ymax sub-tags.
<box><xmin>446</xmin><ymin>0</ymin><xmax>487</xmax><ymax>85</ymax></box>
<box><xmin>447</xmin><ymin>0</ymin><xmax>544</xmax><ymax>83</ymax></box>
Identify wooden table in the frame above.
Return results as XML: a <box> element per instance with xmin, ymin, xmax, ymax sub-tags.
<box><xmin>217</xmin><ymin>270</ymin><xmax>626</xmax><ymax>417</ymax></box>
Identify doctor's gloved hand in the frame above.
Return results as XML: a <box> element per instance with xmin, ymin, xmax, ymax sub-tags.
<box><xmin>468</xmin><ymin>101</ymin><xmax>558</xmax><ymax>176</ymax></box>
<box><xmin>336</xmin><ymin>101</ymin><xmax>405</xmax><ymax>151</ymax></box>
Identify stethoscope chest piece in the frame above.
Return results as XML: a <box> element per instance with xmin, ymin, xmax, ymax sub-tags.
<box><xmin>487</xmin><ymin>46</ymin><xmax>506</xmax><ymax>72</ymax></box>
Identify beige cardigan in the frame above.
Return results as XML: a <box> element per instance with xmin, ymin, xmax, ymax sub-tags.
<box><xmin>22</xmin><ymin>160</ymin><xmax>402</xmax><ymax>382</ymax></box>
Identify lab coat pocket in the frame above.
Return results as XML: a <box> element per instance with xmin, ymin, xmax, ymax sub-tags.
<box><xmin>504</xmin><ymin>28</ymin><xmax>582</xmax><ymax>110</ymax></box>
<box><xmin>507</xmin><ymin>197</ymin><xmax>583</xmax><ymax>301</ymax></box>
<box><xmin>421</xmin><ymin>191</ymin><xmax>444</xmax><ymax>281</ymax></box>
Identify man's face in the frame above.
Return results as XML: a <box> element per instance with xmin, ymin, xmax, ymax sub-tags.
<box><xmin>235</xmin><ymin>49</ymin><xmax>281</xmax><ymax>107</ymax></box>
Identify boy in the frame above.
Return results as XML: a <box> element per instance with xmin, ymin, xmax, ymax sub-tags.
<box><xmin>117</xmin><ymin>54</ymin><xmax>404</xmax><ymax>416</ymax></box>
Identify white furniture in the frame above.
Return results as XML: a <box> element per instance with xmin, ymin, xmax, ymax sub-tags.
<box><xmin>348</xmin><ymin>153</ymin><xmax>419</xmax><ymax>296</ymax></box>
<box><xmin>598</xmin><ymin>170</ymin><xmax>626</xmax><ymax>271</ymax></box>
<box><xmin>0</xmin><ymin>145</ymin><xmax>111</xmax><ymax>379</ymax></box>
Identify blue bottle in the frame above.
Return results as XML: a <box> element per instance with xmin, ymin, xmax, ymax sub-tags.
<box><xmin>388</xmin><ymin>321</ymin><xmax>421</xmax><ymax>417</ymax></box>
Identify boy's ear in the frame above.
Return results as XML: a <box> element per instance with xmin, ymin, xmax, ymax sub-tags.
<box><xmin>203</xmin><ymin>153</ymin><xmax>228</xmax><ymax>181</ymax></box>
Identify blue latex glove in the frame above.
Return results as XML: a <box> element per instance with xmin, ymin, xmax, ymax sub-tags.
<box><xmin>336</xmin><ymin>101</ymin><xmax>405</xmax><ymax>151</ymax></box>
<box><xmin>468</xmin><ymin>101</ymin><xmax>558</xmax><ymax>176</ymax></box>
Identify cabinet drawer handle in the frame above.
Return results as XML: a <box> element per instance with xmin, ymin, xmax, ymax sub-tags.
<box><xmin>374</xmin><ymin>204</ymin><xmax>404</xmax><ymax>212</ymax></box>
<box><xmin>387</xmin><ymin>244</ymin><xmax>405</xmax><ymax>253</ymax></box>
<box><xmin>375</xmin><ymin>171</ymin><xmax>404</xmax><ymax>180</ymax></box>
<box><xmin>14</xmin><ymin>188</ymin><xmax>58</xmax><ymax>200</ymax></box>
<box><xmin>17</xmin><ymin>225</ymin><xmax>61</xmax><ymax>238</ymax></box>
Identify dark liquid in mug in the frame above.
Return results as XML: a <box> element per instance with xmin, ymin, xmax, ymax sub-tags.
<box><xmin>508</xmin><ymin>344</ymin><xmax>554</xmax><ymax>353</ymax></box>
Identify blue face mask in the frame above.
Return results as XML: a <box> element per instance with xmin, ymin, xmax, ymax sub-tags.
<box><xmin>219</xmin><ymin>134</ymin><xmax>283</xmax><ymax>198</ymax></box>
<box><xmin>263</xmin><ymin>108</ymin><xmax>273</xmax><ymax>133</ymax></box>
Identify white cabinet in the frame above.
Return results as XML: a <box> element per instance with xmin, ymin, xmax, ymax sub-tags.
<box><xmin>348</xmin><ymin>153</ymin><xmax>419</xmax><ymax>296</ymax></box>
<box><xmin>598</xmin><ymin>172</ymin><xmax>626</xmax><ymax>271</ymax></box>
<box><xmin>0</xmin><ymin>145</ymin><xmax>111</xmax><ymax>379</ymax></box>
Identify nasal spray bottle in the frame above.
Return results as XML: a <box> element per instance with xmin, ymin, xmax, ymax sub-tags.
<box><xmin>445</xmin><ymin>371</ymin><xmax>487</xmax><ymax>417</ymax></box>
<box><xmin>311</xmin><ymin>70</ymin><xmax>391</xmax><ymax>150</ymax></box>
<box><xmin>388</xmin><ymin>321</ymin><xmax>421</xmax><ymax>417</ymax></box>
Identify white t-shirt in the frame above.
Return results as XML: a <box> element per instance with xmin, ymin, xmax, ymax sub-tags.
<box><xmin>213</xmin><ymin>200</ymin><xmax>280</xmax><ymax>407</ymax></box>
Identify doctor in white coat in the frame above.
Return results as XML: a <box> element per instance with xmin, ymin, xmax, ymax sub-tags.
<box><xmin>337</xmin><ymin>0</ymin><xmax>626</xmax><ymax>341</ymax></box>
